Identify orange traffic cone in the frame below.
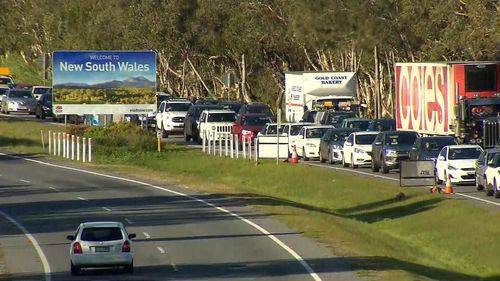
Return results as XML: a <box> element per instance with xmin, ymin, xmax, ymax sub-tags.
<box><xmin>290</xmin><ymin>145</ymin><xmax>299</xmax><ymax>164</ymax></box>
<box><xmin>444</xmin><ymin>174</ymin><xmax>454</xmax><ymax>194</ymax></box>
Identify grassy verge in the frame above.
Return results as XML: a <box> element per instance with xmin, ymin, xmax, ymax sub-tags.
<box><xmin>0</xmin><ymin>53</ymin><xmax>45</xmax><ymax>85</ymax></box>
<box><xmin>1</xmin><ymin>119</ymin><xmax>499</xmax><ymax>281</ymax></box>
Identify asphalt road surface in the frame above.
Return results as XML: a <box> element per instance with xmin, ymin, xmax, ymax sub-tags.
<box><xmin>0</xmin><ymin>153</ymin><xmax>360</xmax><ymax>281</ymax></box>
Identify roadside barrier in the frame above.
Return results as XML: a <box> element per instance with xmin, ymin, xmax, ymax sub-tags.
<box><xmin>202</xmin><ymin>132</ymin><xmax>258</xmax><ymax>162</ymax></box>
<box><xmin>290</xmin><ymin>145</ymin><xmax>299</xmax><ymax>164</ymax></box>
<box><xmin>45</xmin><ymin>130</ymin><xmax>92</xmax><ymax>163</ymax></box>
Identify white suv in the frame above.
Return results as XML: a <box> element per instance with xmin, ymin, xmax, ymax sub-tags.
<box><xmin>198</xmin><ymin>110</ymin><xmax>237</xmax><ymax>143</ymax></box>
<box><xmin>156</xmin><ymin>99</ymin><xmax>192</xmax><ymax>138</ymax></box>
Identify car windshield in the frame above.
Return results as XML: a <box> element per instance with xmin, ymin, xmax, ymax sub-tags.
<box><xmin>33</xmin><ymin>88</ymin><xmax>51</xmax><ymax>95</ymax></box>
<box><xmin>244</xmin><ymin>116</ymin><xmax>271</xmax><ymax>125</ymax></box>
<box><xmin>247</xmin><ymin>105</ymin><xmax>270</xmax><ymax>115</ymax></box>
<box><xmin>9</xmin><ymin>90</ymin><xmax>33</xmax><ymax>99</ymax></box>
<box><xmin>264</xmin><ymin>124</ymin><xmax>284</xmax><ymax>134</ymax></box>
<box><xmin>356</xmin><ymin>134</ymin><xmax>377</xmax><ymax>144</ymax></box>
<box><xmin>290</xmin><ymin>125</ymin><xmax>306</xmax><ymax>135</ymax></box>
<box><xmin>306</xmin><ymin>128</ymin><xmax>329</xmax><ymax>138</ymax></box>
<box><xmin>421</xmin><ymin>138</ymin><xmax>456</xmax><ymax>151</ymax></box>
<box><xmin>448</xmin><ymin>147</ymin><xmax>482</xmax><ymax>160</ymax></box>
<box><xmin>168</xmin><ymin>103</ymin><xmax>191</xmax><ymax>111</ymax></box>
<box><xmin>329</xmin><ymin>131</ymin><xmax>354</xmax><ymax>142</ymax></box>
<box><xmin>207</xmin><ymin>113</ymin><xmax>236</xmax><ymax>122</ymax></box>
<box><xmin>80</xmin><ymin>227</ymin><xmax>123</xmax><ymax>241</ymax></box>
<box><xmin>0</xmin><ymin>77</ymin><xmax>11</xmax><ymax>84</ymax></box>
<box><xmin>346</xmin><ymin>120</ymin><xmax>370</xmax><ymax>130</ymax></box>
<box><xmin>385</xmin><ymin>133</ymin><xmax>418</xmax><ymax>146</ymax></box>
<box><xmin>492</xmin><ymin>154</ymin><xmax>500</xmax><ymax>168</ymax></box>
<box><xmin>368</xmin><ymin>120</ymin><xmax>396</xmax><ymax>131</ymax></box>
<box><xmin>0</xmin><ymin>88</ymin><xmax>8</xmax><ymax>95</ymax></box>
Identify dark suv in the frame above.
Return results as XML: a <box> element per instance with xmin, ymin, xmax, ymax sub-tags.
<box><xmin>183</xmin><ymin>104</ymin><xmax>223</xmax><ymax>142</ymax></box>
<box><xmin>409</xmin><ymin>136</ymin><xmax>457</xmax><ymax>161</ymax></box>
<box><xmin>371</xmin><ymin>130</ymin><xmax>419</xmax><ymax>173</ymax></box>
<box><xmin>238</xmin><ymin>102</ymin><xmax>274</xmax><ymax>118</ymax></box>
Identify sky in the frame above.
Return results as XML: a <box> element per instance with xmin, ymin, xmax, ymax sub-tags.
<box><xmin>52</xmin><ymin>51</ymin><xmax>156</xmax><ymax>85</ymax></box>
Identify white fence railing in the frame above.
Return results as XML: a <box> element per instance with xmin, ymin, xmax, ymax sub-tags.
<box><xmin>44</xmin><ymin>130</ymin><xmax>92</xmax><ymax>162</ymax></box>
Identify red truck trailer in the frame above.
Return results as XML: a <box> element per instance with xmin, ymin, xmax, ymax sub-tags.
<box><xmin>395</xmin><ymin>62</ymin><xmax>500</xmax><ymax>147</ymax></box>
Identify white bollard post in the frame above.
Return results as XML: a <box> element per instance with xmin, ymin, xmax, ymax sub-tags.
<box><xmin>255</xmin><ymin>138</ymin><xmax>258</xmax><ymax>162</ymax></box>
<box><xmin>53</xmin><ymin>132</ymin><xmax>57</xmax><ymax>156</ymax></box>
<box><xmin>207</xmin><ymin>131</ymin><xmax>211</xmax><ymax>154</ymax></box>
<box><xmin>242</xmin><ymin>136</ymin><xmax>246</xmax><ymax>159</ymax></box>
<box><xmin>212</xmin><ymin>131</ymin><xmax>216</xmax><ymax>156</ymax></box>
<box><xmin>41</xmin><ymin>130</ymin><xmax>45</xmax><ymax>151</ymax></box>
<box><xmin>62</xmin><ymin>133</ymin><xmax>66</xmax><ymax>158</ymax></box>
<box><xmin>48</xmin><ymin>130</ymin><xmax>52</xmax><ymax>155</ymax></box>
<box><xmin>249</xmin><ymin>139</ymin><xmax>252</xmax><ymax>160</ymax></box>
<box><xmin>235</xmin><ymin>135</ymin><xmax>239</xmax><ymax>159</ymax></box>
<box><xmin>230</xmin><ymin>134</ymin><xmax>234</xmax><ymax>159</ymax></box>
<box><xmin>202</xmin><ymin>130</ymin><xmax>206</xmax><ymax>152</ymax></box>
<box><xmin>77</xmin><ymin>136</ymin><xmax>80</xmax><ymax>161</ymax></box>
<box><xmin>88</xmin><ymin>138</ymin><xmax>92</xmax><ymax>163</ymax></box>
<box><xmin>71</xmin><ymin>135</ymin><xmax>75</xmax><ymax>160</ymax></box>
<box><xmin>82</xmin><ymin>137</ymin><xmax>86</xmax><ymax>163</ymax></box>
<box><xmin>219</xmin><ymin>133</ymin><xmax>222</xmax><ymax>157</ymax></box>
<box><xmin>57</xmin><ymin>132</ymin><xmax>61</xmax><ymax>156</ymax></box>
<box><xmin>225</xmin><ymin>133</ymin><xmax>229</xmax><ymax>157</ymax></box>
<box><xmin>66</xmin><ymin>134</ymin><xmax>70</xmax><ymax>159</ymax></box>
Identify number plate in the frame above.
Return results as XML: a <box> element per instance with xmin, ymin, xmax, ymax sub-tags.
<box><xmin>94</xmin><ymin>246</ymin><xmax>109</xmax><ymax>252</ymax></box>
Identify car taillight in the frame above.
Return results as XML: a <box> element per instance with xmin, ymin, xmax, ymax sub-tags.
<box><xmin>73</xmin><ymin>242</ymin><xmax>82</xmax><ymax>254</ymax></box>
<box><xmin>122</xmin><ymin>240</ymin><xmax>131</xmax><ymax>252</ymax></box>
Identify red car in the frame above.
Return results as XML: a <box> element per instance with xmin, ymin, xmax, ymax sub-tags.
<box><xmin>232</xmin><ymin>113</ymin><xmax>272</xmax><ymax>144</ymax></box>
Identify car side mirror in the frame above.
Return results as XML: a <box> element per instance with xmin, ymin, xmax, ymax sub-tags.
<box><xmin>374</xmin><ymin>141</ymin><xmax>382</xmax><ymax>145</ymax></box>
<box><xmin>411</xmin><ymin>147</ymin><xmax>417</xmax><ymax>150</ymax></box>
<box><xmin>66</xmin><ymin>235</ymin><xmax>75</xmax><ymax>241</ymax></box>
<box><xmin>438</xmin><ymin>156</ymin><xmax>445</xmax><ymax>161</ymax></box>
<box><xmin>128</xmin><ymin>233</ymin><xmax>136</xmax><ymax>239</ymax></box>
<box><xmin>345</xmin><ymin>141</ymin><xmax>352</xmax><ymax>146</ymax></box>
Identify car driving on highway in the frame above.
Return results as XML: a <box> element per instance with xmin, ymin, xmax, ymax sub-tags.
<box><xmin>67</xmin><ymin>221</ymin><xmax>136</xmax><ymax>275</ymax></box>
<box><xmin>343</xmin><ymin>131</ymin><xmax>379</xmax><ymax>168</ymax></box>
<box><xmin>0</xmin><ymin>89</ymin><xmax>37</xmax><ymax>115</ymax></box>
<box><xmin>435</xmin><ymin>145</ymin><xmax>483</xmax><ymax>184</ymax></box>
<box><xmin>295</xmin><ymin>125</ymin><xmax>334</xmax><ymax>161</ymax></box>
<box><xmin>319</xmin><ymin>128</ymin><xmax>359</xmax><ymax>164</ymax></box>
<box><xmin>371</xmin><ymin>130</ymin><xmax>419</xmax><ymax>174</ymax></box>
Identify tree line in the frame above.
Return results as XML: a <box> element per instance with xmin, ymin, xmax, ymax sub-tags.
<box><xmin>1</xmin><ymin>0</ymin><xmax>499</xmax><ymax>117</ymax></box>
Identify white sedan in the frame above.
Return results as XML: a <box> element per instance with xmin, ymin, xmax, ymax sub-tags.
<box><xmin>435</xmin><ymin>145</ymin><xmax>483</xmax><ymax>184</ymax></box>
<box><xmin>342</xmin><ymin>131</ymin><xmax>379</xmax><ymax>168</ymax></box>
<box><xmin>67</xmin><ymin>221</ymin><xmax>136</xmax><ymax>275</ymax></box>
<box><xmin>295</xmin><ymin>125</ymin><xmax>334</xmax><ymax>161</ymax></box>
<box><xmin>484</xmin><ymin>153</ymin><xmax>500</xmax><ymax>197</ymax></box>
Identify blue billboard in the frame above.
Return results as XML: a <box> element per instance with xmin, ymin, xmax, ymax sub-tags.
<box><xmin>52</xmin><ymin>51</ymin><xmax>156</xmax><ymax>114</ymax></box>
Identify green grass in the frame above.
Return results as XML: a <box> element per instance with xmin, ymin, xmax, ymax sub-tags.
<box><xmin>1</xmin><ymin>119</ymin><xmax>500</xmax><ymax>281</ymax></box>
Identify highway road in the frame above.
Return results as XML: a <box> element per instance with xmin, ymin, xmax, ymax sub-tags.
<box><xmin>0</xmin><ymin>152</ymin><xmax>360</xmax><ymax>281</ymax></box>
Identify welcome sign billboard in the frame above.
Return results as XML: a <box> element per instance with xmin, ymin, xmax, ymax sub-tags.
<box><xmin>52</xmin><ymin>51</ymin><xmax>156</xmax><ymax>114</ymax></box>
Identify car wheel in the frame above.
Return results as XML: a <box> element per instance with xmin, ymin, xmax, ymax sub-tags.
<box><xmin>351</xmin><ymin>156</ymin><xmax>358</xmax><ymax>169</ymax></box>
<box><xmin>302</xmin><ymin>147</ymin><xmax>309</xmax><ymax>161</ymax></box>
<box><xmin>381</xmin><ymin>156</ymin><xmax>389</xmax><ymax>174</ymax></box>
<box><xmin>70</xmin><ymin>262</ymin><xmax>80</xmax><ymax>276</ymax></box>
<box><xmin>342</xmin><ymin>153</ymin><xmax>348</xmax><ymax>167</ymax></box>
<box><xmin>319</xmin><ymin>151</ymin><xmax>325</xmax><ymax>163</ymax></box>
<box><xmin>486</xmin><ymin>179</ymin><xmax>494</xmax><ymax>196</ymax></box>
<box><xmin>125</xmin><ymin>261</ymin><xmax>134</xmax><ymax>274</ymax></box>
<box><xmin>475</xmin><ymin>175</ymin><xmax>483</xmax><ymax>191</ymax></box>
<box><xmin>328</xmin><ymin>150</ymin><xmax>334</xmax><ymax>164</ymax></box>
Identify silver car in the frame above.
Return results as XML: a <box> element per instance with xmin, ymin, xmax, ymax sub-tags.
<box><xmin>1</xmin><ymin>89</ymin><xmax>37</xmax><ymax>114</ymax></box>
<box><xmin>67</xmin><ymin>221</ymin><xmax>136</xmax><ymax>275</ymax></box>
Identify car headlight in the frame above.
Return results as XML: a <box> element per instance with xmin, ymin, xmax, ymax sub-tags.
<box><xmin>42</xmin><ymin>106</ymin><xmax>50</xmax><ymax>110</ymax></box>
<box><xmin>10</xmin><ymin>101</ymin><xmax>18</xmax><ymax>106</ymax></box>
<box><xmin>476</xmin><ymin>138</ymin><xmax>482</xmax><ymax>144</ymax></box>
<box><xmin>447</xmin><ymin>164</ymin><xmax>458</xmax><ymax>171</ymax></box>
<box><xmin>242</xmin><ymin>130</ymin><xmax>252</xmax><ymax>135</ymax></box>
<box><xmin>354</xmin><ymin>148</ymin><xmax>366</xmax><ymax>154</ymax></box>
<box><xmin>385</xmin><ymin>150</ymin><xmax>397</xmax><ymax>157</ymax></box>
<box><xmin>306</xmin><ymin>143</ymin><xmax>317</xmax><ymax>147</ymax></box>
<box><xmin>469</xmin><ymin>138</ymin><xmax>476</xmax><ymax>144</ymax></box>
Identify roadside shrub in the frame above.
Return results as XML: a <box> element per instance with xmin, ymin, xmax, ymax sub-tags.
<box><xmin>83</xmin><ymin>123</ymin><xmax>156</xmax><ymax>153</ymax></box>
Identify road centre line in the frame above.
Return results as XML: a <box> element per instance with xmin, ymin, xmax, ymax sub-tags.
<box><xmin>77</xmin><ymin>197</ymin><xmax>87</xmax><ymax>201</ymax></box>
<box><xmin>455</xmin><ymin>192</ymin><xmax>500</xmax><ymax>206</ymax></box>
<box><xmin>157</xmin><ymin>246</ymin><xmax>165</xmax><ymax>254</ymax></box>
<box><xmin>19</xmin><ymin>179</ymin><xmax>31</xmax><ymax>183</ymax></box>
<box><xmin>0</xmin><ymin>210</ymin><xmax>51</xmax><ymax>281</ymax></box>
<box><xmin>102</xmin><ymin>207</ymin><xmax>111</xmax><ymax>212</ymax></box>
<box><xmin>124</xmin><ymin>218</ymin><xmax>133</xmax><ymax>225</ymax></box>
<box><xmin>143</xmin><ymin>232</ymin><xmax>151</xmax><ymax>239</ymax></box>
<box><xmin>48</xmin><ymin>186</ymin><xmax>58</xmax><ymax>191</ymax></box>
<box><xmin>1</xmin><ymin>152</ymin><xmax>322</xmax><ymax>281</ymax></box>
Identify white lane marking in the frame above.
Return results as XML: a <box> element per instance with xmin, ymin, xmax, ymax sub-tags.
<box><xmin>143</xmin><ymin>232</ymin><xmax>151</xmax><ymax>239</ymax></box>
<box><xmin>456</xmin><ymin>193</ymin><xmax>500</xmax><ymax>206</ymax></box>
<box><xmin>171</xmin><ymin>263</ymin><xmax>178</xmax><ymax>271</ymax></box>
<box><xmin>124</xmin><ymin>218</ymin><xmax>133</xmax><ymax>225</ymax></box>
<box><xmin>0</xmin><ymin>210</ymin><xmax>51</xmax><ymax>281</ymax></box>
<box><xmin>19</xmin><ymin>179</ymin><xmax>31</xmax><ymax>183</ymax></box>
<box><xmin>157</xmin><ymin>246</ymin><xmax>165</xmax><ymax>254</ymax></box>
<box><xmin>102</xmin><ymin>207</ymin><xmax>112</xmax><ymax>212</ymax></box>
<box><xmin>48</xmin><ymin>186</ymin><xmax>58</xmax><ymax>191</ymax></box>
<box><xmin>1</xmin><ymin>153</ymin><xmax>322</xmax><ymax>281</ymax></box>
<box><xmin>77</xmin><ymin>197</ymin><xmax>88</xmax><ymax>201</ymax></box>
